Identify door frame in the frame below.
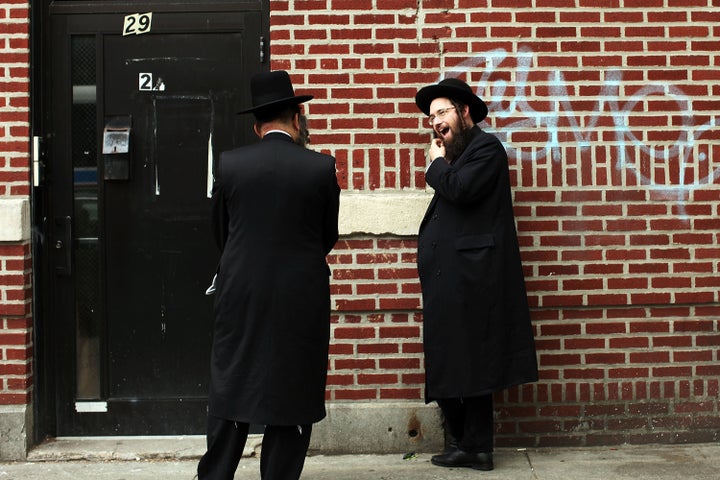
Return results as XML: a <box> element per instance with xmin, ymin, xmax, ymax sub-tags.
<box><xmin>32</xmin><ymin>0</ymin><xmax>268</xmax><ymax>441</ymax></box>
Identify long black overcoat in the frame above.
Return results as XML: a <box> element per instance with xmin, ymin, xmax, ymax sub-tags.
<box><xmin>209</xmin><ymin>132</ymin><xmax>340</xmax><ymax>425</ymax></box>
<box><xmin>417</xmin><ymin>126</ymin><xmax>538</xmax><ymax>402</ymax></box>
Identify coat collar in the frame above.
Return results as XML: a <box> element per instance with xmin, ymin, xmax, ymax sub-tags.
<box><xmin>262</xmin><ymin>130</ymin><xmax>294</xmax><ymax>143</ymax></box>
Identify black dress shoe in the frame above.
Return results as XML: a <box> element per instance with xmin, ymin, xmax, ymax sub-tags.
<box><xmin>431</xmin><ymin>449</ymin><xmax>494</xmax><ymax>471</ymax></box>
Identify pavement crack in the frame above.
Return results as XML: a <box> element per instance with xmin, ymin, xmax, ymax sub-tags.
<box><xmin>519</xmin><ymin>448</ymin><xmax>539</xmax><ymax>479</ymax></box>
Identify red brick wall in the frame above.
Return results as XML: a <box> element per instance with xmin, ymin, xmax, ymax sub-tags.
<box><xmin>0</xmin><ymin>0</ymin><xmax>32</xmax><ymax>407</ymax></box>
<box><xmin>0</xmin><ymin>244</ymin><xmax>32</xmax><ymax>406</ymax></box>
<box><xmin>271</xmin><ymin>0</ymin><xmax>720</xmax><ymax>445</ymax></box>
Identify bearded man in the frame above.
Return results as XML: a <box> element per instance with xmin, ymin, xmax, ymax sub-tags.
<box><xmin>414</xmin><ymin>78</ymin><xmax>538</xmax><ymax>471</ymax></box>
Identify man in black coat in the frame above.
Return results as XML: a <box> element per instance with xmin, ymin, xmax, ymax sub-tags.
<box><xmin>414</xmin><ymin>78</ymin><xmax>538</xmax><ymax>471</ymax></box>
<box><xmin>198</xmin><ymin>71</ymin><xmax>340</xmax><ymax>480</ymax></box>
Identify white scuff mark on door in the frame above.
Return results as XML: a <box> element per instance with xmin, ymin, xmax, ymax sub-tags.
<box><xmin>125</xmin><ymin>57</ymin><xmax>211</xmax><ymax>64</ymax></box>
<box><xmin>206</xmin><ymin>94</ymin><xmax>217</xmax><ymax>198</ymax></box>
<box><xmin>152</xmin><ymin>96</ymin><xmax>160</xmax><ymax>196</ymax></box>
<box><xmin>207</xmin><ymin>132</ymin><xmax>214</xmax><ymax>198</ymax></box>
<box><xmin>153</xmin><ymin>76</ymin><xmax>166</xmax><ymax>91</ymax></box>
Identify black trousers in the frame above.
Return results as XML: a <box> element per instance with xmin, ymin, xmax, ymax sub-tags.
<box><xmin>437</xmin><ymin>394</ymin><xmax>494</xmax><ymax>454</ymax></box>
<box><xmin>197</xmin><ymin>415</ymin><xmax>312</xmax><ymax>480</ymax></box>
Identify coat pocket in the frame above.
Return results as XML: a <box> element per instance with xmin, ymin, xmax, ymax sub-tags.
<box><xmin>454</xmin><ymin>234</ymin><xmax>496</xmax><ymax>300</ymax></box>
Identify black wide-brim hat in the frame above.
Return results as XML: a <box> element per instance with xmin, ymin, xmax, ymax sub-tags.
<box><xmin>238</xmin><ymin>70</ymin><xmax>313</xmax><ymax>114</ymax></box>
<box><xmin>415</xmin><ymin>77</ymin><xmax>488</xmax><ymax>123</ymax></box>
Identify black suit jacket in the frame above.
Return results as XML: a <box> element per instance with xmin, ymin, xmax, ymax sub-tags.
<box><xmin>209</xmin><ymin>132</ymin><xmax>340</xmax><ymax>425</ymax></box>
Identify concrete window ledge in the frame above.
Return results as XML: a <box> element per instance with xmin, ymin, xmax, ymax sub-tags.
<box><xmin>0</xmin><ymin>198</ymin><xmax>31</xmax><ymax>242</ymax></box>
<box><xmin>338</xmin><ymin>192</ymin><xmax>432</xmax><ymax>237</ymax></box>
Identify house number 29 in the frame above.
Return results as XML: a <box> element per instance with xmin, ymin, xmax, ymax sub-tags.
<box><xmin>123</xmin><ymin>13</ymin><xmax>153</xmax><ymax>36</ymax></box>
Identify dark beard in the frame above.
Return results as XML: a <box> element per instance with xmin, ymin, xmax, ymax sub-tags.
<box><xmin>296</xmin><ymin>114</ymin><xmax>310</xmax><ymax>147</ymax></box>
<box><xmin>444</xmin><ymin>123</ymin><xmax>474</xmax><ymax>163</ymax></box>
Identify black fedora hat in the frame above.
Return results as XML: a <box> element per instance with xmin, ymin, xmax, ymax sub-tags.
<box><xmin>415</xmin><ymin>77</ymin><xmax>488</xmax><ymax>123</ymax></box>
<box><xmin>238</xmin><ymin>70</ymin><xmax>313</xmax><ymax>114</ymax></box>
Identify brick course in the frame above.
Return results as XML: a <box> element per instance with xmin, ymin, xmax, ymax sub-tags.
<box><xmin>271</xmin><ymin>0</ymin><xmax>720</xmax><ymax>445</ymax></box>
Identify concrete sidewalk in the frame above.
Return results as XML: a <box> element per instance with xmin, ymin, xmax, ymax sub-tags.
<box><xmin>1</xmin><ymin>436</ymin><xmax>718</xmax><ymax>479</ymax></box>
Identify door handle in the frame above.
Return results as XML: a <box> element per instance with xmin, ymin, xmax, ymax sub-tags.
<box><xmin>54</xmin><ymin>216</ymin><xmax>72</xmax><ymax>276</ymax></box>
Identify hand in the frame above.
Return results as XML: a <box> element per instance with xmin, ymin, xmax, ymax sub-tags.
<box><xmin>429</xmin><ymin>138</ymin><xmax>445</xmax><ymax>161</ymax></box>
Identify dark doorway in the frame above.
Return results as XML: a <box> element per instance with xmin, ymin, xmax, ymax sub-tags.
<box><xmin>36</xmin><ymin>2</ymin><xmax>266</xmax><ymax>436</ymax></box>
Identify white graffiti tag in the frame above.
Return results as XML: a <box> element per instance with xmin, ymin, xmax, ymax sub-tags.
<box><xmin>445</xmin><ymin>47</ymin><xmax>720</xmax><ymax>195</ymax></box>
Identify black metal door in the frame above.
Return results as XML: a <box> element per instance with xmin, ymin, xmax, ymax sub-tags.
<box><xmin>42</xmin><ymin>5</ymin><xmax>265</xmax><ymax>435</ymax></box>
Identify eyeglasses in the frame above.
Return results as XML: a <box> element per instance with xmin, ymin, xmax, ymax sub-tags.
<box><xmin>427</xmin><ymin>106</ymin><xmax>456</xmax><ymax>126</ymax></box>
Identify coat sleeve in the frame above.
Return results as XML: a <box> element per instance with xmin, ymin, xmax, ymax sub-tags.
<box><xmin>322</xmin><ymin>156</ymin><xmax>340</xmax><ymax>254</ymax></box>
<box><xmin>210</xmin><ymin>152</ymin><xmax>229</xmax><ymax>252</ymax></box>
<box><xmin>425</xmin><ymin>136</ymin><xmax>505</xmax><ymax>206</ymax></box>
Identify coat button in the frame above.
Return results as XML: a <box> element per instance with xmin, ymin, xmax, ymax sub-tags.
<box><xmin>432</xmin><ymin>242</ymin><xmax>437</xmax><ymax>249</ymax></box>
<box><xmin>436</xmin><ymin>269</ymin><xmax>441</xmax><ymax>276</ymax></box>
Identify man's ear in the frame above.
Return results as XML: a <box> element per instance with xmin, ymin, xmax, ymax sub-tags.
<box><xmin>253</xmin><ymin>122</ymin><xmax>262</xmax><ymax>138</ymax></box>
<box><xmin>461</xmin><ymin>105</ymin><xmax>473</xmax><ymax>126</ymax></box>
<box><xmin>292</xmin><ymin>112</ymin><xmax>301</xmax><ymax>132</ymax></box>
